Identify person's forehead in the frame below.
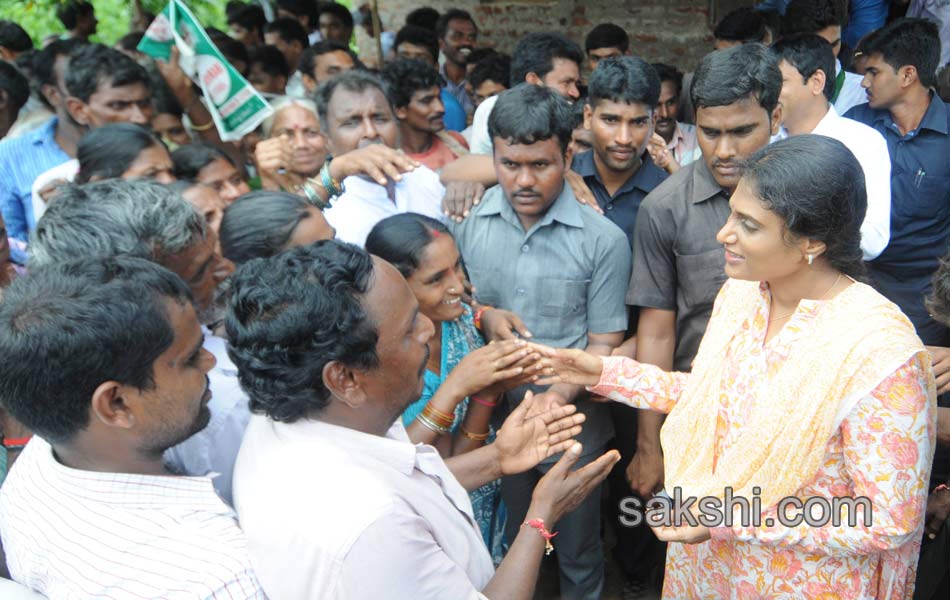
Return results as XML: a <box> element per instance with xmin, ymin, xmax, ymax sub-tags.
<box><xmin>548</xmin><ymin>58</ymin><xmax>579</xmax><ymax>77</ymax></box>
<box><xmin>778</xmin><ymin>59</ymin><xmax>802</xmax><ymax>77</ymax></box>
<box><xmin>328</xmin><ymin>86</ymin><xmax>390</xmax><ymax>118</ymax></box>
<box><xmin>696</xmin><ymin>97</ymin><xmax>769</xmax><ymax>126</ymax></box>
<box><xmin>411</xmin><ymin>85</ymin><xmax>441</xmax><ymax>99</ymax></box>
<box><xmin>162</xmin><ymin>299</ymin><xmax>201</xmax><ymax>359</ymax></box>
<box><xmin>659</xmin><ymin>80</ymin><xmax>678</xmax><ymax>96</ymax></box>
<box><xmin>475</xmin><ymin>80</ymin><xmax>505</xmax><ymax>93</ymax></box>
<box><xmin>200</xmin><ymin>158</ymin><xmax>237</xmax><ymax>181</ymax></box>
<box><xmin>592</xmin><ymin>98</ymin><xmax>652</xmax><ymax>117</ymax></box>
<box><xmin>273</xmin><ymin>104</ymin><xmax>319</xmax><ymax>128</ymax></box>
<box><xmin>495</xmin><ymin>136</ymin><xmax>562</xmax><ymax>158</ymax></box>
<box><xmin>316</xmin><ymin>50</ymin><xmax>354</xmax><ymax>67</ymax></box>
<box><xmin>91</xmin><ymin>79</ymin><xmax>149</xmax><ymax>100</ymax></box>
<box><xmin>589</xmin><ymin>46</ymin><xmax>622</xmax><ymax>57</ymax></box>
<box><xmin>447</xmin><ymin>18</ymin><xmax>476</xmax><ymax>33</ymax></box>
<box><xmin>320</xmin><ymin>13</ymin><xmax>343</xmax><ymax>25</ymax></box>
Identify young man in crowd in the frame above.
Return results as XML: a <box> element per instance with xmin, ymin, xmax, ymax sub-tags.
<box><xmin>227</xmin><ymin>240</ymin><xmax>618</xmax><ymax>599</ymax></box>
<box><xmin>392</xmin><ymin>24</ymin><xmax>469</xmax><ymax>132</ymax></box>
<box><xmin>382</xmin><ymin>59</ymin><xmax>469</xmax><ymax>172</ymax></box>
<box><xmin>0</xmin><ymin>256</ymin><xmax>264</xmax><ymax>597</ymax></box>
<box><xmin>0</xmin><ymin>21</ymin><xmax>32</xmax><ymax>62</ymax></box>
<box><xmin>436</xmin><ymin>9</ymin><xmax>479</xmax><ymax>117</ymax></box>
<box><xmin>782</xmin><ymin>0</ymin><xmax>866</xmax><ymax>115</ymax></box>
<box><xmin>573</xmin><ymin>56</ymin><xmax>666</xmax><ymax>246</ymax></box>
<box><xmin>29</xmin><ymin>180</ymin><xmax>247</xmax><ymax>504</ymax></box>
<box><xmin>451</xmin><ymin>84</ymin><xmax>631</xmax><ymax>600</ymax></box>
<box><xmin>247</xmin><ymin>45</ymin><xmax>290</xmax><ymax>97</ymax></box>
<box><xmin>316</xmin><ymin>70</ymin><xmax>445</xmax><ymax>246</ymax></box>
<box><xmin>772</xmin><ymin>33</ymin><xmax>891</xmax><ymax>260</ymax></box>
<box><xmin>646</xmin><ymin>63</ymin><xmax>699</xmax><ymax>174</ymax></box>
<box><xmin>227</xmin><ymin>4</ymin><xmax>266</xmax><ymax>49</ymax></box>
<box><xmin>622</xmin><ymin>48</ymin><xmax>782</xmax><ymax>593</ymax></box>
<box><xmin>263</xmin><ymin>17</ymin><xmax>310</xmax><ymax>98</ymax></box>
<box><xmin>276</xmin><ymin>0</ymin><xmax>321</xmax><ymax>45</ymax></box>
<box><xmin>845</xmin><ymin>18</ymin><xmax>950</xmax><ymax>501</ymax></box>
<box><xmin>317</xmin><ymin>1</ymin><xmax>354</xmax><ymax>46</ymax></box>
<box><xmin>584</xmin><ymin>23</ymin><xmax>630</xmax><ymax>73</ymax></box>
<box><xmin>56</xmin><ymin>0</ymin><xmax>97</xmax><ymax>42</ymax></box>
<box><xmin>467</xmin><ymin>52</ymin><xmax>510</xmax><ymax>111</ymax></box>
<box><xmin>298</xmin><ymin>40</ymin><xmax>358</xmax><ymax>94</ymax></box>
<box><xmin>0</xmin><ymin>63</ymin><xmax>29</xmax><ymax>140</ymax></box>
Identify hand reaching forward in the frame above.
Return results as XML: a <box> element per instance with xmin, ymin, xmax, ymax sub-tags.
<box><xmin>530</xmin><ymin>344</ymin><xmax>605</xmax><ymax>388</ymax></box>
<box><xmin>495</xmin><ymin>391</ymin><xmax>586</xmax><ymax>476</ymax></box>
<box><xmin>530</xmin><ymin>443</ymin><xmax>621</xmax><ymax>525</ymax></box>
<box><xmin>446</xmin><ymin>339</ymin><xmax>544</xmax><ymax>398</ymax></box>
<box><xmin>328</xmin><ymin>144</ymin><xmax>419</xmax><ymax>186</ymax></box>
<box><xmin>479</xmin><ymin>307</ymin><xmax>533</xmax><ymax>342</ymax></box>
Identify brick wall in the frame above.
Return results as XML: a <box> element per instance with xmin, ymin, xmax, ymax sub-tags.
<box><xmin>376</xmin><ymin>0</ymin><xmax>729</xmax><ymax>73</ymax></box>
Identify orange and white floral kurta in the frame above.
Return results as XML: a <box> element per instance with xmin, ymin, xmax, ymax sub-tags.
<box><xmin>591</xmin><ymin>282</ymin><xmax>935</xmax><ymax>599</ymax></box>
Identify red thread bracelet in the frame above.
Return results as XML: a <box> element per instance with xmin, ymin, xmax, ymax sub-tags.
<box><xmin>524</xmin><ymin>518</ymin><xmax>557</xmax><ymax>555</ymax></box>
<box><xmin>2</xmin><ymin>435</ymin><xmax>32</xmax><ymax>449</ymax></box>
<box><xmin>473</xmin><ymin>305</ymin><xmax>492</xmax><ymax>330</ymax></box>
<box><xmin>472</xmin><ymin>395</ymin><xmax>498</xmax><ymax>408</ymax></box>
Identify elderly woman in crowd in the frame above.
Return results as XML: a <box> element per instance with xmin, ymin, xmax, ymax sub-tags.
<box><xmin>254</xmin><ymin>97</ymin><xmax>328</xmax><ymax>192</ymax></box>
<box><xmin>537</xmin><ymin>135</ymin><xmax>936</xmax><ymax>599</ymax></box>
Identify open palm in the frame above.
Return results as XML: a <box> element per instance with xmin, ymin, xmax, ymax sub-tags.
<box><xmin>495</xmin><ymin>391</ymin><xmax>586</xmax><ymax>475</ymax></box>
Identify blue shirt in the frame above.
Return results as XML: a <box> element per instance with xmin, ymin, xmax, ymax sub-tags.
<box><xmin>846</xmin><ymin>94</ymin><xmax>950</xmax><ymax>346</ymax></box>
<box><xmin>0</xmin><ymin>117</ymin><xmax>71</xmax><ymax>241</ymax></box>
<box><xmin>441</xmin><ymin>89</ymin><xmax>467</xmax><ymax>132</ymax></box>
<box><xmin>571</xmin><ymin>150</ymin><xmax>668</xmax><ymax>247</ymax></box>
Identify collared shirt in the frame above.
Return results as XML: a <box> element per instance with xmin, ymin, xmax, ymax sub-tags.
<box><xmin>468</xmin><ymin>94</ymin><xmax>497</xmax><ymax>155</ymax></box>
<box><xmin>571</xmin><ymin>149</ymin><xmax>668</xmax><ymax>246</ymax></box>
<box><xmin>441</xmin><ymin>63</ymin><xmax>475</xmax><ymax>117</ymax></box>
<box><xmin>324</xmin><ymin>165</ymin><xmax>446</xmax><ymax>247</ymax></box>
<box><xmin>164</xmin><ymin>330</ymin><xmax>251</xmax><ymax>506</ymax></box>
<box><xmin>450</xmin><ymin>183</ymin><xmax>630</xmax><ymax>453</ymax></box>
<box><xmin>0</xmin><ymin>437</ymin><xmax>264</xmax><ymax>599</ymax></box>
<box><xmin>234</xmin><ymin>416</ymin><xmax>493</xmax><ymax>600</ymax></box>
<box><xmin>833</xmin><ymin>58</ymin><xmax>868</xmax><ymax>116</ymax></box>
<box><xmin>667</xmin><ymin>122</ymin><xmax>699</xmax><ymax>167</ymax></box>
<box><xmin>846</xmin><ymin>94</ymin><xmax>950</xmax><ymax>346</ymax></box>
<box><xmin>0</xmin><ymin>117</ymin><xmax>70</xmax><ymax>241</ymax></box>
<box><xmin>627</xmin><ymin>159</ymin><xmax>730</xmax><ymax>371</ymax></box>
<box><xmin>811</xmin><ymin>105</ymin><xmax>892</xmax><ymax>259</ymax></box>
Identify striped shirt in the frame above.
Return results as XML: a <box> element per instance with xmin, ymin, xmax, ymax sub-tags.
<box><xmin>0</xmin><ymin>117</ymin><xmax>71</xmax><ymax>241</ymax></box>
<box><xmin>0</xmin><ymin>438</ymin><xmax>265</xmax><ymax>599</ymax></box>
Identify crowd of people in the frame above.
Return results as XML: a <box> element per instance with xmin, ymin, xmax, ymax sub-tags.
<box><xmin>0</xmin><ymin>0</ymin><xmax>948</xmax><ymax>599</ymax></box>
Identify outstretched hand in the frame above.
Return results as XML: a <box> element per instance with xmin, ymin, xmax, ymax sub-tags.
<box><xmin>479</xmin><ymin>307</ymin><xmax>533</xmax><ymax>342</ymax></box>
<box><xmin>529</xmin><ymin>344</ymin><xmax>605</xmax><ymax>387</ymax></box>
<box><xmin>495</xmin><ymin>391</ymin><xmax>586</xmax><ymax>476</ymax></box>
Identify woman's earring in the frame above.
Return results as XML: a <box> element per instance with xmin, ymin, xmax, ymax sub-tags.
<box><xmin>807</xmin><ymin>254</ymin><xmax>814</xmax><ymax>265</ymax></box>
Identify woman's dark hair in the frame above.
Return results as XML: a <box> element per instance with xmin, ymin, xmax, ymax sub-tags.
<box><xmin>76</xmin><ymin>123</ymin><xmax>166</xmax><ymax>184</ymax></box>
<box><xmin>365</xmin><ymin>213</ymin><xmax>452</xmax><ymax>279</ymax></box>
<box><xmin>220</xmin><ymin>191</ymin><xmax>315</xmax><ymax>264</ymax></box>
<box><xmin>927</xmin><ymin>253</ymin><xmax>950</xmax><ymax>326</ymax></box>
<box><xmin>742</xmin><ymin>134</ymin><xmax>866</xmax><ymax>280</ymax></box>
<box><xmin>0</xmin><ymin>255</ymin><xmax>191</xmax><ymax>443</ymax></box>
<box><xmin>225</xmin><ymin>241</ymin><xmax>379</xmax><ymax>422</ymax></box>
<box><xmin>171</xmin><ymin>143</ymin><xmax>237</xmax><ymax>182</ymax></box>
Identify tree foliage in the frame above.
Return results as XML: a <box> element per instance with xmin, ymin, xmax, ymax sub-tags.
<box><xmin>0</xmin><ymin>0</ymin><xmax>229</xmax><ymax>47</ymax></box>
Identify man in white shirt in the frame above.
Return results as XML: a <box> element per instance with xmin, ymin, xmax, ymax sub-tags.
<box><xmin>0</xmin><ymin>256</ymin><xmax>264</xmax><ymax>598</ymax></box>
<box><xmin>773</xmin><ymin>34</ymin><xmax>891</xmax><ymax>260</ymax></box>
<box><xmin>29</xmin><ymin>180</ymin><xmax>248</xmax><ymax>504</ymax></box>
<box><xmin>316</xmin><ymin>70</ymin><xmax>446</xmax><ymax>246</ymax></box>
<box><xmin>227</xmin><ymin>241</ymin><xmax>620</xmax><ymax>600</ymax></box>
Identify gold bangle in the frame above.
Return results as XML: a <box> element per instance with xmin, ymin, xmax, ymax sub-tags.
<box><xmin>460</xmin><ymin>426</ymin><xmax>489</xmax><ymax>442</ymax></box>
<box><xmin>422</xmin><ymin>404</ymin><xmax>456</xmax><ymax>429</ymax></box>
<box><xmin>190</xmin><ymin>119</ymin><xmax>215</xmax><ymax>132</ymax></box>
<box><xmin>417</xmin><ymin>413</ymin><xmax>451</xmax><ymax>435</ymax></box>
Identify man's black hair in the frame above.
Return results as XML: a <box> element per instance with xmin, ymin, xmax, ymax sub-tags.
<box><xmin>171</xmin><ymin>143</ymin><xmax>238</xmax><ymax>182</ymax></box>
<box><xmin>0</xmin><ymin>62</ymin><xmax>30</xmax><ymax>117</ymax></box>
<box><xmin>585</xmin><ymin>23</ymin><xmax>629</xmax><ymax>54</ymax></box>
<box><xmin>469</xmin><ymin>53</ymin><xmax>511</xmax><ymax>91</ymax></box>
<box><xmin>116</xmin><ymin>31</ymin><xmax>145</xmax><ymax>53</ymax></box>
<box><xmin>209</xmin><ymin>32</ymin><xmax>250</xmax><ymax>74</ymax></box>
<box><xmin>488</xmin><ymin>83</ymin><xmax>573</xmax><ymax>154</ymax></box>
<box><xmin>0</xmin><ymin>20</ymin><xmax>32</xmax><ymax>53</ymax></box>
<box><xmin>299</xmin><ymin>40</ymin><xmax>359</xmax><ymax>78</ymax></box>
<box><xmin>0</xmin><ymin>256</ymin><xmax>192</xmax><ymax>443</ymax></box>
<box><xmin>436</xmin><ymin>9</ymin><xmax>477</xmax><ymax>39</ymax></box>
<box><xmin>510</xmin><ymin>32</ymin><xmax>584</xmax><ymax>87</ymax></box>
<box><xmin>651</xmin><ymin>62</ymin><xmax>683</xmax><ymax>96</ymax></box>
<box><xmin>278</xmin><ymin>0</ymin><xmax>319</xmax><ymax>24</ymax></box>
<box><xmin>64</xmin><ymin>43</ymin><xmax>150</xmax><ymax>103</ymax></box>
<box><xmin>691</xmin><ymin>43</ymin><xmax>782</xmax><ymax>115</ymax></box>
<box><xmin>56</xmin><ymin>0</ymin><xmax>94</xmax><ymax>31</ymax></box>
<box><xmin>772</xmin><ymin>34</ymin><xmax>837</xmax><ymax>100</ymax></box>
<box><xmin>588</xmin><ymin>56</ymin><xmax>660</xmax><ymax>109</ymax></box>
<box><xmin>405</xmin><ymin>7</ymin><xmax>440</xmax><ymax>32</ymax></box>
<box><xmin>394</xmin><ymin>25</ymin><xmax>439</xmax><ymax>64</ymax></box>
<box><xmin>863</xmin><ymin>17</ymin><xmax>942</xmax><ymax>88</ymax></box>
<box><xmin>714</xmin><ymin>7</ymin><xmax>768</xmax><ymax>43</ymax></box>
<box><xmin>317</xmin><ymin>2</ymin><xmax>355</xmax><ymax>29</ymax></box>
<box><xmin>249</xmin><ymin>45</ymin><xmax>291</xmax><ymax>79</ymax></box>
<box><xmin>782</xmin><ymin>0</ymin><xmax>846</xmax><ymax>36</ymax></box>
<box><xmin>265</xmin><ymin>17</ymin><xmax>310</xmax><ymax>49</ymax></box>
<box><xmin>381</xmin><ymin>58</ymin><xmax>443</xmax><ymax>109</ymax></box>
<box><xmin>227</xmin><ymin>4</ymin><xmax>267</xmax><ymax>40</ymax></box>
<box><xmin>226</xmin><ymin>241</ymin><xmax>380</xmax><ymax>422</ymax></box>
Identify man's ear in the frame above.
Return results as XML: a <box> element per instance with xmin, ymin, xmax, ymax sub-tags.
<box><xmin>811</xmin><ymin>69</ymin><xmax>828</xmax><ymax>97</ymax></box>
<box><xmin>322</xmin><ymin>360</ymin><xmax>369</xmax><ymax>409</ymax></box>
<box><xmin>769</xmin><ymin>104</ymin><xmax>783</xmax><ymax>136</ymax></box>
<box><xmin>41</xmin><ymin>83</ymin><xmax>62</xmax><ymax>109</ymax></box>
<box><xmin>65</xmin><ymin>96</ymin><xmax>90</xmax><ymax>127</ymax></box>
<box><xmin>302</xmin><ymin>73</ymin><xmax>317</xmax><ymax>94</ymax></box>
<box><xmin>524</xmin><ymin>71</ymin><xmax>543</xmax><ymax>86</ymax></box>
<box><xmin>583</xmin><ymin>102</ymin><xmax>593</xmax><ymax>130</ymax></box>
<box><xmin>899</xmin><ymin>65</ymin><xmax>919</xmax><ymax>89</ymax></box>
<box><xmin>394</xmin><ymin>105</ymin><xmax>409</xmax><ymax>121</ymax></box>
<box><xmin>0</xmin><ymin>47</ymin><xmax>15</xmax><ymax>62</ymax></box>
<box><xmin>90</xmin><ymin>381</ymin><xmax>137</xmax><ymax>430</ymax></box>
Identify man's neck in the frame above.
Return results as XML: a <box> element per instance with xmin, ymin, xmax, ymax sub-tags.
<box><xmin>400</xmin><ymin>124</ymin><xmax>436</xmax><ymax>154</ymax></box>
<box><xmin>317</xmin><ymin>405</ymin><xmax>394</xmax><ymax>437</ymax></box>
<box><xmin>888</xmin><ymin>87</ymin><xmax>932</xmax><ymax>136</ymax></box>
<box><xmin>443</xmin><ymin>60</ymin><xmax>465</xmax><ymax>85</ymax></box>
<box><xmin>787</xmin><ymin>101</ymin><xmax>830</xmax><ymax>136</ymax></box>
<box><xmin>53</xmin><ymin>115</ymin><xmax>83</xmax><ymax>157</ymax></box>
<box><xmin>658</xmin><ymin>126</ymin><xmax>675</xmax><ymax>144</ymax></box>
<box><xmin>592</xmin><ymin>150</ymin><xmax>642</xmax><ymax>197</ymax></box>
<box><xmin>54</xmin><ymin>439</ymin><xmax>168</xmax><ymax>476</ymax></box>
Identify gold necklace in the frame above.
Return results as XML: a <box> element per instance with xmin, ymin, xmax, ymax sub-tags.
<box><xmin>768</xmin><ymin>273</ymin><xmax>843</xmax><ymax>323</ymax></box>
